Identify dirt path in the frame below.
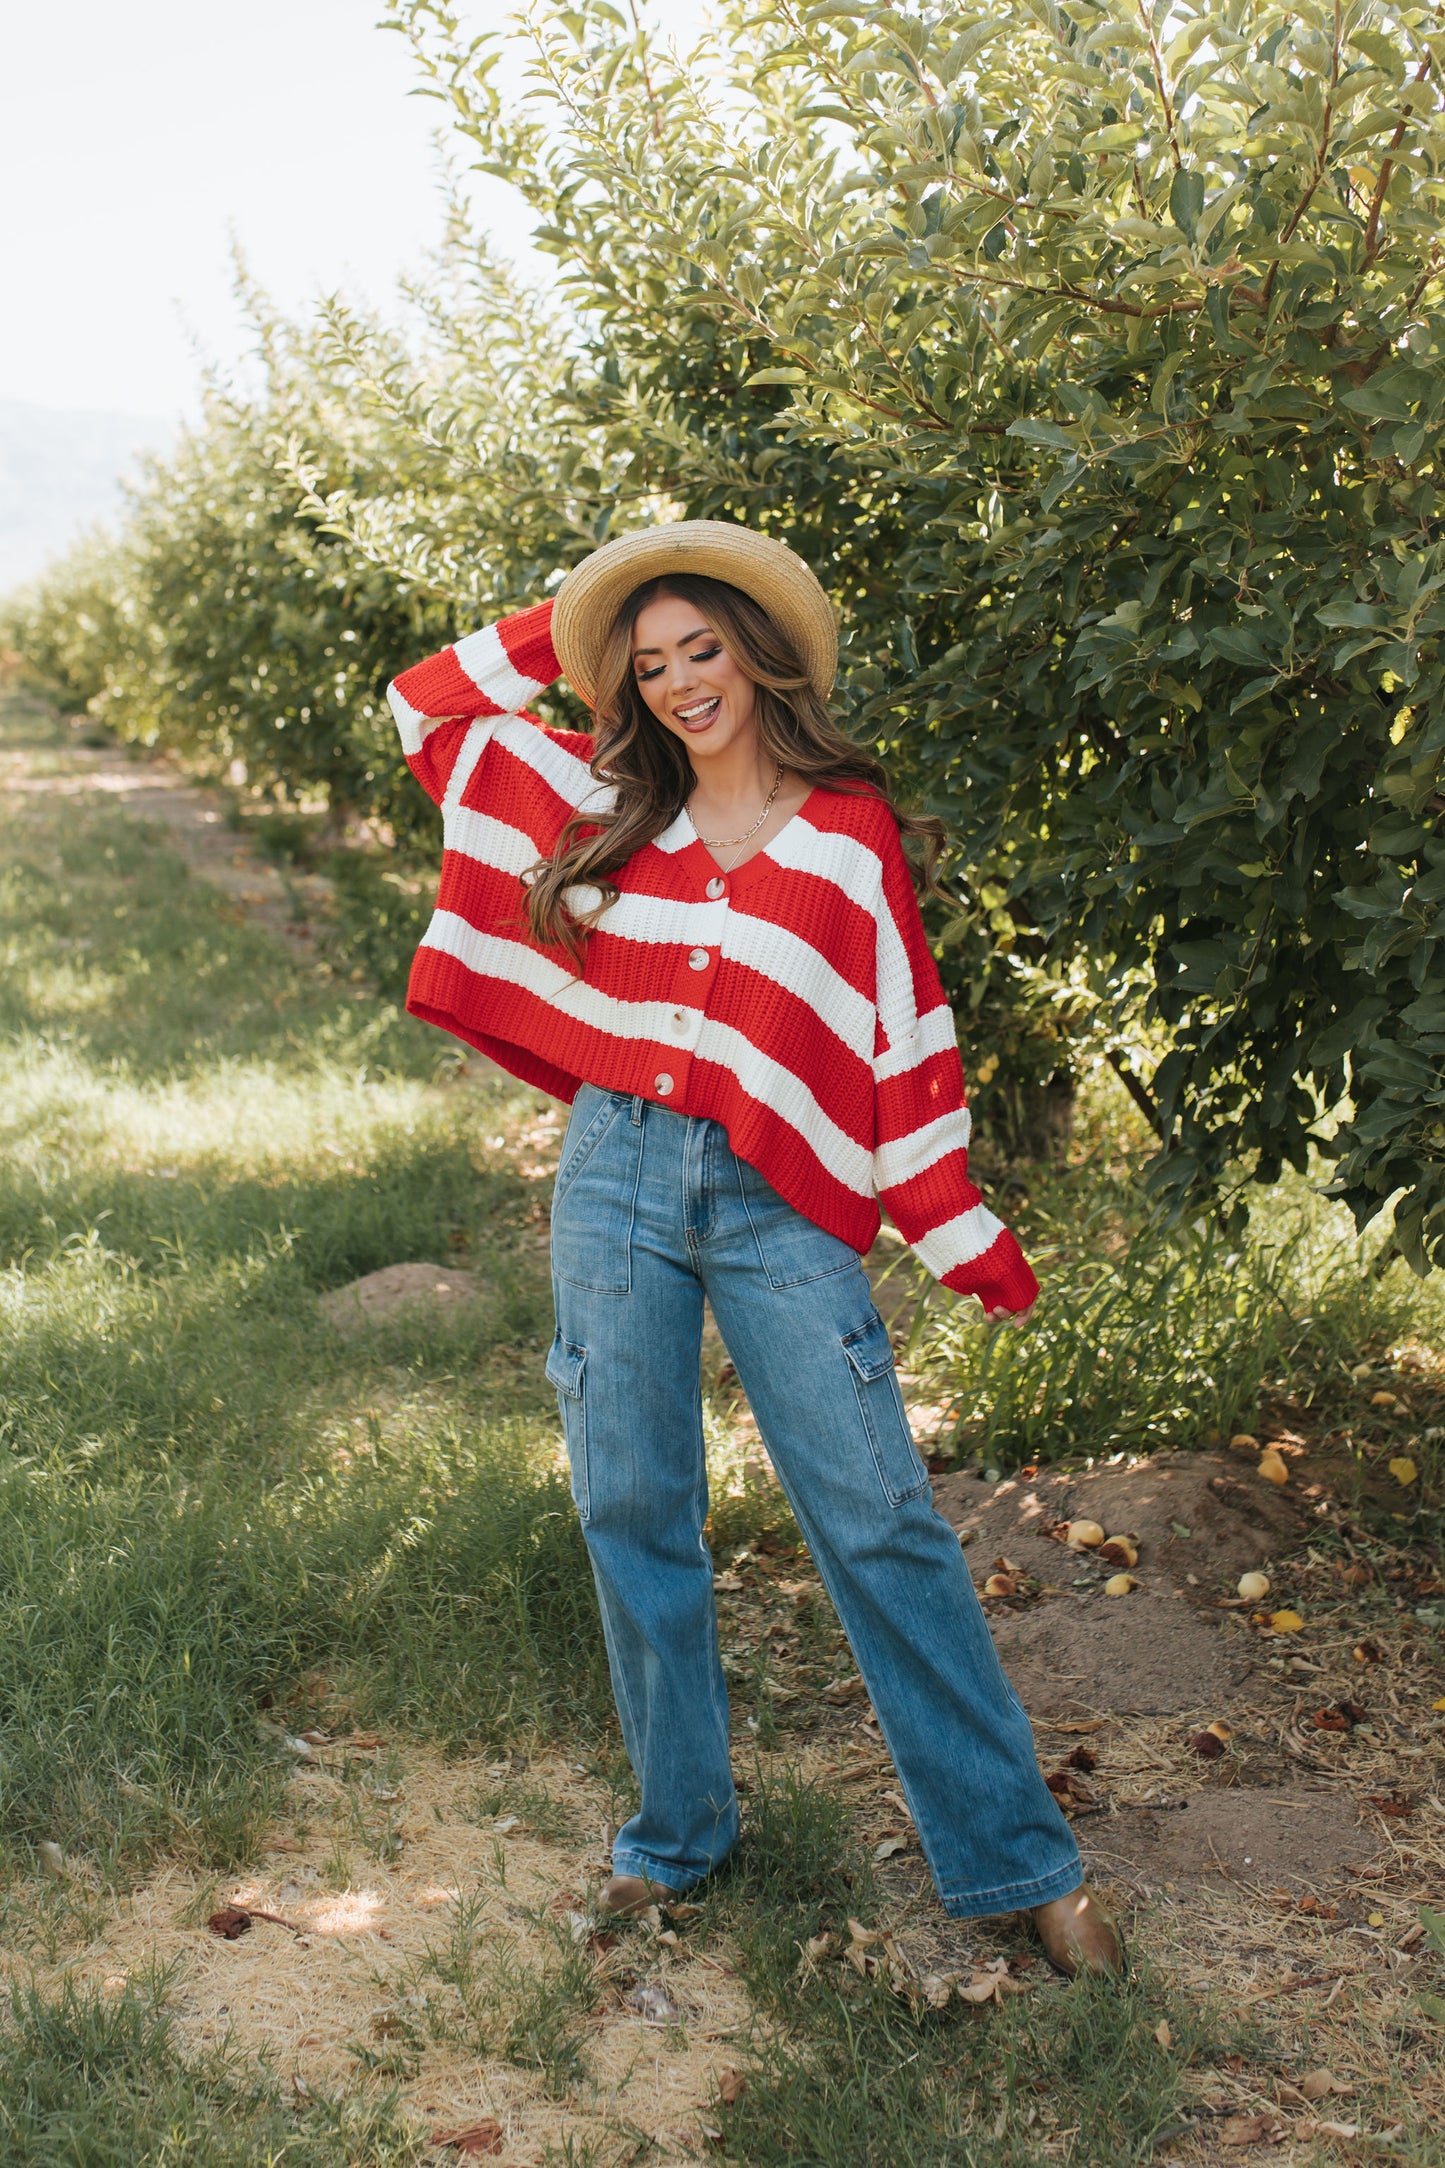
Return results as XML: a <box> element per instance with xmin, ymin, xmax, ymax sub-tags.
<box><xmin>0</xmin><ymin>701</ymin><xmax>334</xmax><ymax>958</ymax></box>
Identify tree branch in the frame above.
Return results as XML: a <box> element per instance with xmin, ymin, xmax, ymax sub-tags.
<box><xmin>1106</xmin><ymin>1047</ymin><xmax>1166</xmax><ymax>1140</ymax></box>
<box><xmin>1364</xmin><ymin>55</ymin><xmax>1435</xmax><ymax>262</ymax></box>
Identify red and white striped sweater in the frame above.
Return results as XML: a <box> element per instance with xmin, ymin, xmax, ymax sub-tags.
<box><xmin>388</xmin><ymin>600</ymin><xmax>1038</xmax><ymax>1314</ymax></box>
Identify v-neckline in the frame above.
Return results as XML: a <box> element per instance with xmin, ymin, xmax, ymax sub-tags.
<box><xmin>682</xmin><ymin>786</ymin><xmax>820</xmax><ymax>887</ymax></box>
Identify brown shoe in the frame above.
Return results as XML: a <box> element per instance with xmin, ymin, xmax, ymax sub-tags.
<box><xmin>598</xmin><ymin>1874</ymin><xmax>666</xmax><ymax>1918</ymax></box>
<box><xmin>1031</xmin><ymin>1886</ymin><xmax>1125</xmax><ymax>1978</ymax></box>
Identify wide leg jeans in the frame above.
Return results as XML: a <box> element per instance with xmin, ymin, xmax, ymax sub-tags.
<box><xmin>545</xmin><ymin>1084</ymin><xmax>1082</xmax><ymax>1918</ymax></box>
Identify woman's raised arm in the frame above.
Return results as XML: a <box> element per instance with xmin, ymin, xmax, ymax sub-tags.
<box><xmin>386</xmin><ymin>600</ymin><xmax>562</xmax><ymax>806</ymax></box>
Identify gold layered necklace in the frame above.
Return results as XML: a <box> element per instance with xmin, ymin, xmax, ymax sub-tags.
<box><xmin>688</xmin><ymin>763</ymin><xmax>785</xmax><ymax>873</ymax></box>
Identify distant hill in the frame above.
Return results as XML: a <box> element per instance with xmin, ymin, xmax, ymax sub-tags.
<box><xmin>0</xmin><ymin>400</ymin><xmax>172</xmax><ymax>594</ymax></box>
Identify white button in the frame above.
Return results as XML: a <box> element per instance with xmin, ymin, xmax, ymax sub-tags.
<box><xmin>706</xmin><ymin>876</ymin><xmax>726</xmax><ymax>900</ymax></box>
<box><xmin>654</xmin><ymin>1072</ymin><xmax>674</xmax><ymax>1096</ymax></box>
<box><xmin>688</xmin><ymin>948</ymin><xmax>709</xmax><ymax>970</ymax></box>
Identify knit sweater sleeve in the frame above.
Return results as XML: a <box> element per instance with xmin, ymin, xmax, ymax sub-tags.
<box><xmin>870</xmin><ymin>837</ymin><xmax>1039</xmax><ymax>1315</ymax></box>
<box><xmin>385</xmin><ymin>600</ymin><xmax>564</xmax><ymax>805</ymax></box>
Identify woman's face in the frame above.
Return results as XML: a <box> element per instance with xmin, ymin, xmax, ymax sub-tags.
<box><xmin>630</xmin><ymin>593</ymin><xmax>758</xmax><ymax>760</ymax></box>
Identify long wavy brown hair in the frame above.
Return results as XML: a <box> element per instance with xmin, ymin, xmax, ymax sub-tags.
<box><xmin>525</xmin><ymin>572</ymin><xmax>944</xmax><ymax>957</ymax></box>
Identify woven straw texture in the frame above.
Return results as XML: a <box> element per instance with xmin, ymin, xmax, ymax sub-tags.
<box><xmin>551</xmin><ymin>521</ymin><xmax>838</xmax><ymax>704</ymax></box>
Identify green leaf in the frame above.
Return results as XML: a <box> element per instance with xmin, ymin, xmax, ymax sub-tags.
<box><xmin>1169</xmin><ymin>170</ymin><xmax>1205</xmax><ymax>242</ymax></box>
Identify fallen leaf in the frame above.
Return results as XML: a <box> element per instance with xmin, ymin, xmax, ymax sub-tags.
<box><xmin>1220</xmin><ymin>2110</ymin><xmax>1287</xmax><ymax>2144</ymax></box>
<box><xmin>1268</xmin><ymin>1608</ymin><xmax>1305</xmax><ymax>1633</ymax></box>
<box><xmin>717</xmin><ymin>2066</ymin><xmax>747</xmax><ymax>2105</ymax></box>
<box><xmin>1388</xmin><ymin>1455</ymin><xmax>1418</xmax><ymax>1486</ymax></box>
<box><xmin>956</xmin><ymin>1972</ymin><xmax>1025</xmax><ymax>2005</ymax></box>
<box><xmin>918</xmin><ymin>1973</ymin><xmax>956</xmax><ymax>2009</ymax></box>
<box><xmin>1433</xmin><ymin>1696</ymin><xmax>1445</xmax><ymax>1713</ymax></box>
<box><xmin>1154</xmin><ymin>2018</ymin><xmax>1173</xmax><ymax>2049</ymax></box>
<box><xmin>802</xmin><ymin>1932</ymin><xmax>834</xmax><ymax>1964</ymax></box>
<box><xmin>492</xmin><ymin>1816</ymin><xmax>520</xmax><ymax>1834</ymax></box>
<box><xmin>432</xmin><ymin>2121</ymin><xmax>504</xmax><ymax>2156</ymax></box>
<box><xmin>712</xmin><ymin>1572</ymin><xmax>743</xmax><ymax>1592</ymax></box>
<box><xmin>1313</xmin><ymin>1700</ymin><xmax>1368</xmax><ymax>1732</ymax></box>
<box><xmin>1045</xmin><ymin>1769</ymin><xmax>1096</xmax><ymax>1810</ymax></box>
<box><xmin>874</xmin><ymin>1833</ymin><xmax>909</xmax><ymax>1859</ymax></box>
<box><xmin>1298</xmin><ymin>2065</ymin><xmax>1351</xmax><ymax>2100</ymax></box>
<box><xmin>1366</xmin><ymin>1789</ymin><xmax>1416</xmax><ymax>1818</ymax></box>
<box><xmin>208</xmin><ymin>1906</ymin><xmax>252</xmax><ymax>1940</ymax></box>
<box><xmin>207</xmin><ymin>1903</ymin><xmax>298</xmax><ymax>1939</ymax></box>
<box><xmin>1314</xmin><ymin>2121</ymin><xmax>1360</xmax><ymax>2140</ymax></box>
<box><xmin>824</xmin><ymin>1672</ymin><xmax>866</xmax><ymax>1703</ymax></box>
<box><xmin>847</xmin><ymin>1918</ymin><xmax>883</xmax><ymax>1946</ymax></box>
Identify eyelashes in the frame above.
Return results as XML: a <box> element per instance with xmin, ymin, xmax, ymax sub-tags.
<box><xmin>635</xmin><ymin>643</ymin><xmax>723</xmax><ymax>683</ymax></box>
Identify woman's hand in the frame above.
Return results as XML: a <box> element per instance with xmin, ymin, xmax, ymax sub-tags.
<box><xmin>982</xmin><ymin>1301</ymin><xmax>1036</xmax><ymax>1327</ymax></box>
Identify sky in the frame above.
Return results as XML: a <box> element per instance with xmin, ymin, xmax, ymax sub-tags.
<box><xmin>0</xmin><ymin>0</ymin><xmax>708</xmax><ymax>584</ymax></box>
<box><xmin>0</xmin><ymin>0</ymin><xmax>709</xmax><ymax>424</ymax></box>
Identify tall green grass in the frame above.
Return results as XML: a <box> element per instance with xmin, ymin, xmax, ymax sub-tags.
<box><xmin>905</xmin><ymin>1164</ymin><xmax>1444</xmax><ymax>1479</ymax></box>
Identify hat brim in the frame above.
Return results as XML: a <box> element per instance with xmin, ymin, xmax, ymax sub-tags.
<box><xmin>550</xmin><ymin>521</ymin><xmax>837</xmax><ymax>708</ymax></box>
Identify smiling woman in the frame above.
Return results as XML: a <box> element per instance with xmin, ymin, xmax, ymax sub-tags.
<box><xmin>383</xmin><ymin>518</ymin><xmax>1121</xmax><ymax>1974</ymax></box>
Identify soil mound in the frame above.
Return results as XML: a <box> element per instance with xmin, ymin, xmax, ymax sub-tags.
<box><xmin>319</xmin><ymin>1262</ymin><xmax>484</xmax><ymax>1334</ymax></box>
<box><xmin>930</xmin><ymin>1453</ymin><xmax>1307</xmax><ymax>1718</ymax></box>
<box><xmin>933</xmin><ymin>1452</ymin><xmax>1304</xmax><ymax>1591</ymax></box>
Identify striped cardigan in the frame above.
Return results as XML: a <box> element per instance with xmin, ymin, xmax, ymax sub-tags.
<box><xmin>387</xmin><ymin>600</ymin><xmax>1038</xmax><ymax>1314</ymax></box>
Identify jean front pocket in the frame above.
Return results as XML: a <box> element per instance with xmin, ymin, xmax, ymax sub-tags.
<box><xmin>735</xmin><ymin>1154</ymin><xmax>859</xmax><ymax>1289</ymax></box>
<box><xmin>545</xmin><ymin>1331</ymin><xmax>589</xmax><ymax>1523</ymax></box>
<box><xmin>841</xmin><ymin>1307</ymin><xmax>930</xmax><ymax>1507</ymax></box>
<box><xmin>551</xmin><ymin>1091</ymin><xmax>642</xmax><ymax>1293</ymax></box>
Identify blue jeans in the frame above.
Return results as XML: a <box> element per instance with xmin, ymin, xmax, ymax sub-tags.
<box><xmin>545</xmin><ymin>1084</ymin><xmax>1081</xmax><ymax>1918</ymax></box>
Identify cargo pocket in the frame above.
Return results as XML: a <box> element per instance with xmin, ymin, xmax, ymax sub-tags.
<box><xmin>842</xmin><ymin>1308</ymin><xmax>930</xmax><ymax>1507</ymax></box>
<box><xmin>551</xmin><ymin>1094</ymin><xmax>641</xmax><ymax>1294</ymax></box>
<box><xmin>545</xmin><ymin>1332</ymin><xmax>589</xmax><ymax>1524</ymax></box>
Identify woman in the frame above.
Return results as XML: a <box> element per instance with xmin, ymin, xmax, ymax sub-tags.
<box><xmin>387</xmin><ymin>522</ymin><xmax>1120</xmax><ymax>1975</ymax></box>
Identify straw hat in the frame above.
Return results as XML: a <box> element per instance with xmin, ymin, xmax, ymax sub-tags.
<box><xmin>550</xmin><ymin>520</ymin><xmax>837</xmax><ymax>706</ymax></box>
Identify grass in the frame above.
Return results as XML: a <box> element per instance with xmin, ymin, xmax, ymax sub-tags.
<box><xmin>0</xmin><ymin>1966</ymin><xmax>423</xmax><ymax>2165</ymax></box>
